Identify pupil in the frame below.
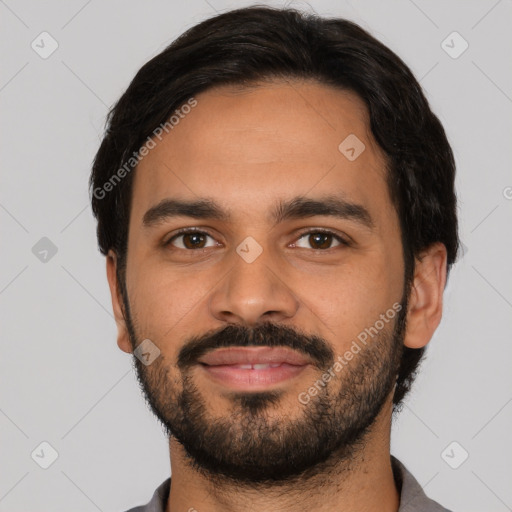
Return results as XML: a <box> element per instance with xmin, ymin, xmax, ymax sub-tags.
<box><xmin>310</xmin><ymin>233</ymin><xmax>331</xmax><ymax>249</ymax></box>
<box><xmin>185</xmin><ymin>234</ymin><xmax>205</xmax><ymax>248</ymax></box>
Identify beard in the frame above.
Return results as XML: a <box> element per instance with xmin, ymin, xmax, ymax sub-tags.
<box><xmin>120</xmin><ymin>283</ymin><xmax>407</xmax><ymax>487</ymax></box>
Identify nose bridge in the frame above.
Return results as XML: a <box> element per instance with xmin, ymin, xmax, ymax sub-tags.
<box><xmin>208</xmin><ymin>237</ymin><xmax>299</xmax><ymax>325</ymax></box>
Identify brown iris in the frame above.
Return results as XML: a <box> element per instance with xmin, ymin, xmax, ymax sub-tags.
<box><xmin>308</xmin><ymin>233</ymin><xmax>334</xmax><ymax>250</ymax></box>
<box><xmin>182</xmin><ymin>233</ymin><xmax>208</xmax><ymax>249</ymax></box>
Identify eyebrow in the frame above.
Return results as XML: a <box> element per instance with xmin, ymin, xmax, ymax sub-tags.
<box><xmin>142</xmin><ymin>195</ymin><xmax>374</xmax><ymax>230</ymax></box>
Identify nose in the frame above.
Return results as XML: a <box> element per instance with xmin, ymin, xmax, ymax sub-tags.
<box><xmin>208</xmin><ymin>244</ymin><xmax>299</xmax><ymax>326</ymax></box>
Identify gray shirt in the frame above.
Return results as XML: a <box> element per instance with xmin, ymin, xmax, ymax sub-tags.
<box><xmin>124</xmin><ymin>457</ymin><xmax>451</xmax><ymax>512</ymax></box>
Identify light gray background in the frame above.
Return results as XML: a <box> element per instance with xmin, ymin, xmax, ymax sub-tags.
<box><xmin>1</xmin><ymin>1</ymin><xmax>511</xmax><ymax>511</ymax></box>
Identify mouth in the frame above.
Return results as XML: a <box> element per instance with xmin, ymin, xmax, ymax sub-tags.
<box><xmin>197</xmin><ymin>347</ymin><xmax>311</xmax><ymax>391</ymax></box>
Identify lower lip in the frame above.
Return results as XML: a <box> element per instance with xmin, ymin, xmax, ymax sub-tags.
<box><xmin>200</xmin><ymin>363</ymin><xmax>309</xmax><ymax>390</ymax></box>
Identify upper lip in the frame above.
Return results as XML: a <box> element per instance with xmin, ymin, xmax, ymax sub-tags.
<box><xmin>198</xmin><ymin>347</ymin><xmax>311</xmax><ymax>366</ymax></box>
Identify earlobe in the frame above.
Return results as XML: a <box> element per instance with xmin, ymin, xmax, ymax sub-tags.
<box><xmin>106</xmin><ymin>250</ymin><xmax>133</xmax><ymax>354</ymax></box>
<box><xmin>403</xmin><ymin>242</ymin><xmax>448</xmax><ymax>349</ymax></box>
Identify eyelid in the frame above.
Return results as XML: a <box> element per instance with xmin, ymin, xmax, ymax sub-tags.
<box><xmin>292</xmin><ymin>228</ymin><xmax>351</xmax><ymax>249</ymax></box>
<box><xmin>164</xmin><ymin>227</ymin><xmax>220</xmax><ymax>248</ymax></box>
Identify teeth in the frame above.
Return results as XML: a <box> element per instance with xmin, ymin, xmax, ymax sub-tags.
<box><xmin>233</xmin><ymin>363</ymin><xmax>283</xmax><ymax>369</ymax></box>
<box><xmin>252</xmin><ymin>363</ymin><xmax>270</xmax><ymax>370</ymax></box>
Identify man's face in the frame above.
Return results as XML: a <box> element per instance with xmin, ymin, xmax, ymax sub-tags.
<box><xmin>115</xmin><ymin>80</ymin><xmax>407</xmax><ymax>484</ymax></box>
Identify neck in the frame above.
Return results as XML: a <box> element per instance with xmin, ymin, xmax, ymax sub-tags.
<box><xmin>166</xmin><ymin>398</ymin><xmax>399</xmax><ymax>512</ymax></box>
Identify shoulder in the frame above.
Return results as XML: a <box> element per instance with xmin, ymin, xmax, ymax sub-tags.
<box><xmin>121</xmin><ymin>477</ymin><xmax>171</xmax><ymax>512</ymax></box>
<box><xmin>392</xmin><ymin>457</ymin><xmax>453</xmax><ymax>512</ymax></box>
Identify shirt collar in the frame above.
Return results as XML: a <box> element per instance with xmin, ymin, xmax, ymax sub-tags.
<box><xmin>135</xmin><ymin>456</ymin><xmax>449</xmax><ymax>512</ymax></box>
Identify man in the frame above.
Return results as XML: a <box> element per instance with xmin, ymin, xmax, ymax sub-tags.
<box><xmin>90</xmin><ymin>6</ymin><xmax>458</xmax><ymax>511</ymax></box>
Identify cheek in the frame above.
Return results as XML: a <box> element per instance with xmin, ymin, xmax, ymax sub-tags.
<box><xmin>126</xmin><ymin>263</ymin><xmax>215</xmax><ymax>343</ymax></box>
<box><xmin>299</xmin><ymin>255</ymin><xmax>402</xmax><ymax>346</ymax></box>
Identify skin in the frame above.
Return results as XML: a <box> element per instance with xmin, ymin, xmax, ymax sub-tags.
<box><xmin>106</xmin><ymin>80</ymin><xmax>447</xmax><ymax>512</ymax></box>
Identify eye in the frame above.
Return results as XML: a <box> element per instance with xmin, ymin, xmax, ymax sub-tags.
<box><xmin>164</xmin><ymin>228</ymin><xmax>349</xmax><ymax>252</ymax></box>
<box><xmin>165</xmin><ymin>229</ymin><xmax>218</xmax><ymax>250</ymax></box>
<box><xmin>293</xmin><ymin>230</ymin><xmax>348</xmax><ymax>250</ymax></box>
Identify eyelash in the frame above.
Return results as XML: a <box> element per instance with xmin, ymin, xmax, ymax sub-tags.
<box><xmin>164</xmin><ymin>227</ymin><xmax>350</xmax><ymax>251</ymax></box>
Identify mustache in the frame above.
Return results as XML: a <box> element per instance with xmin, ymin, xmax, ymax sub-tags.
<box><xmin>177</xmin><ymin>322</ymin><xmax>334</xmax><ymax>371</ymax></box>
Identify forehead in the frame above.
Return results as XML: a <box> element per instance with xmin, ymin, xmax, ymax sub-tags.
<box><xmin>132</xmin><ymin>79</ymin><xmax>392</xmax><ymax>224</ymax></box>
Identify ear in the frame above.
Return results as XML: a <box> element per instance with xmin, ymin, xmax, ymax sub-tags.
<box><xmin>106</xmin><ymin>250</ymin><xmax>133</xmax><ymax>354</ymax></box>
<box><xmin>404</xmin><ymin>242</ymin><xmax>448</xmax><ymax>349</ymax></box>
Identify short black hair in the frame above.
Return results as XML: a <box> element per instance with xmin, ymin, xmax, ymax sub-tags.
<box><xmin>90</xmin><ymin>5</ymin><xmax>459</xmax><ymax>408</ymax></box>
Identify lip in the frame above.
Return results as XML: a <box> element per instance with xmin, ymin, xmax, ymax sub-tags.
<box><xmin>198</xmin><ymin>347</ymin><xmax>312</xmax><ymax>366</ymax></box>
<box><xmin>198</xmin><ymin>347</ymin><xmax>311</xmax><ymax>391</ymax></box>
